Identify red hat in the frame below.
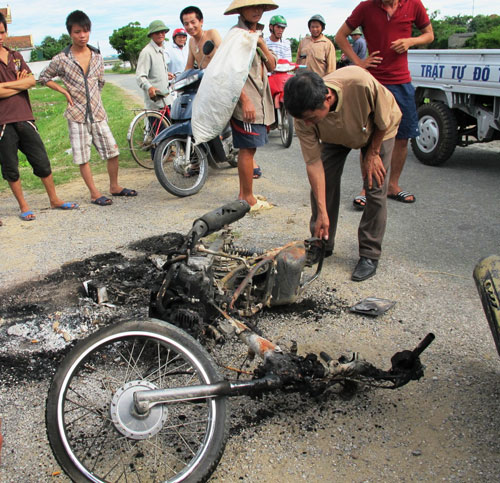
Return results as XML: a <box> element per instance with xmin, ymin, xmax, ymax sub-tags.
<box><xmin>173</xmin><ymin>28</ymin><xmax>187</xmax><ymax>38</ymax></box>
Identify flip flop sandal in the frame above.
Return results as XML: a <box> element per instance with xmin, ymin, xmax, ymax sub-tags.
<box><xmin>353</xmin><ymin>195</ymin><xmax>366</xmax><ymax>210</ymax></box>
<box><xmin>92</xmin><ymin>196</ymin><xmax>113</xmax><ymax>206</ymax></box>
<box><xmin>388</xmin><ymin>191</ymin><xmax>416</xmax><ymax>203</ymax></box>
<box><xmin>253</xmin><ymin>167</ymin><xmax>262</xmax><ymax>179</ymax></box>
<box><xmin>111</xmin><ymin>188</ymin><xmax>138</xmax><ymax>197</ymax></box>
<box><xmin>20</xmin><ymin>210</ymin><xmax>36</xmax><ymax>221</ymax></box>
<box><xmin>55</xmin><ymin>202</ymin><xmax>79</xmax><ymax>210</ymax></box>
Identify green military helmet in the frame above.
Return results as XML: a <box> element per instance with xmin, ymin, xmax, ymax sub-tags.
<box><xmin>270</xmin><ymin>15</ymin><xmax>287</xmax><ymax>27</ymax></box>
<box><xmin>147</xmin><ymin>20</ymin><xmax>169</xmax><ymax>37</ymax></box>
<box><xmin>308</xmin><ymin>14</ymin><xmax>326</xmax><ymax>30</ymax></box>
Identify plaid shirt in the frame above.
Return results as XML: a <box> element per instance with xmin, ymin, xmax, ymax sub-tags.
<box><xmin>39</xmin><ymin>45</ymin><xmax>107</xmax><ymax>123</ymax></box>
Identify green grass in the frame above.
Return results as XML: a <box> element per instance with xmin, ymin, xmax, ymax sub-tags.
<box><xmin>0</xmin><ymin>82</ymin><xmax>141</xmax><ymax>193</ymax></box>
<box><xmin>109</xmin><ymin>67</ymin><xmax>136</xmax><ymax>75</ymax></box>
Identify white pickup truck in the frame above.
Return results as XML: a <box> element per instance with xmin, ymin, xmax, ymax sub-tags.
<box><xmin>408</xmin><ymin>49</ymin><xmax>500</xmax><ymax>165</ymax></box>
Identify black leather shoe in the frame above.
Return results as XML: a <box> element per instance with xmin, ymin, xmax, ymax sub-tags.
<box><xmin>352</xmin><ymin>257</ymin><xmax>378</xmax><ymax>282</ymax></box>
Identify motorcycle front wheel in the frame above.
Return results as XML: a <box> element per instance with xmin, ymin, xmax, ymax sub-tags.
<box><xmin>154</xmin><ymin>137</ymin><xmax>208</xmax><ymax>197</ymax></box>
<box><xmin>46</xmin><ymin>318</ymin><xmax>229</xmax><ymax>483</ymax></box>
<box><xmin>279</xmin><ymin>105</ymin><xmax>294</xmax><ymax>148</ymax></box>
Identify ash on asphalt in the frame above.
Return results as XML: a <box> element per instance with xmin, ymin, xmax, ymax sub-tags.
<box><xmin>0</xmin><ymin>232</ymin><xmax>348</xmax><ymax>386</ymax></box>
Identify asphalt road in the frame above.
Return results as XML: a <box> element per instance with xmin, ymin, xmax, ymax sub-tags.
<box><xmin>104</xmin><ymin>71</ymin><xmax>500</xmax><ymax>280</ymax></box>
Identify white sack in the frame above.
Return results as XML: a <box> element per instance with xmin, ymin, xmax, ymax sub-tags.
<box><xmin>192</xmin><ymin>28</ymin><xmax>259</xmax><ymax>144</ymax></box>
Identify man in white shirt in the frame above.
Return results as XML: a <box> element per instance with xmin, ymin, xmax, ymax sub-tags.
<box><xmin>265</xmin><ymin>14</ymin><xmax>292</xmax><ymax>62</ymax></box>
<box><xmin>166</xmin><ymin>28</ymin><xmax>189</xmax><ymax>75</ymax></box>
<box><xmin>136</xmin><ymin>20</ymin><xmax>171</xmax><ymax>110</ymax></box>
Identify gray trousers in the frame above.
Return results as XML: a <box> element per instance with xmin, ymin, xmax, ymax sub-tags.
<box><xmin>309</xmin><ymin>137</ymin><xmax>395</xmax><ymax>260</ymax></box>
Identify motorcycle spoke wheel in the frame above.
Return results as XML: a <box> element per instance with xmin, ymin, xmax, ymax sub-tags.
<box><xmin>129</xmin><ymin>111</ymin><xmax>171</xmax><ymax>169</ymax></box>
<box><xmin>46</xmin><ymin>319</ymin><xmax>229</xmax><ymax>483</ymax></box>
<box><xmin>154</xmin><ymin>137</ymin><xmax>208</xmax><ymax>197</ymax></box>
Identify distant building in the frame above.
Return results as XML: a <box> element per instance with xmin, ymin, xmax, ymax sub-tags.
<box><xmin>0</xmin><ymin>5</ymin><xmax>11</xmax><ymax>23</ymax></box>
<box><xmin>5</xmin><ymin>35</ymin><xmax>34</xmax><ymax>62</ymax></box>
<box><xmin>1</xmin><ymin>5</ymin><xmax>35</xmax><ymax>62</ymax></box>
<box><xmin>448</xmin><ymin>33</ymin><xmax>475</xmax><ymax>49</ymax></box>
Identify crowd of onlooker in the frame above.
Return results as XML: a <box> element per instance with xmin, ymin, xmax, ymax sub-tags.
<box><xmin>0</xmin><ymin>0</ymin><xmax>433</xmax><ymax>283</ymax></box>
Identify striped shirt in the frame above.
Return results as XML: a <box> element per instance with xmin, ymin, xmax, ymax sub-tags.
<box><xmin>39</xmin><ymin>45</ymin><xmax>107</xmax><ymax>123</ymax></box>
<box><xmin>265</xmin><ymin>37</ymin><xmax>292</xmax><ymax>62</ymax></box>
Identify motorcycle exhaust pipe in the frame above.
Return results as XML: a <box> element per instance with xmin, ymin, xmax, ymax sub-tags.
<box><xmin>186</xmin><ymin>199</ymin><xmax>251</xmax><ymax>249</ymax></box>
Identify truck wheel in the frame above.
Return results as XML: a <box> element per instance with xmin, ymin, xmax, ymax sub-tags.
<box><xmin>410</xmin><ymin>102</ymin><xmax>457</xmax><ymax>166</ymax></box>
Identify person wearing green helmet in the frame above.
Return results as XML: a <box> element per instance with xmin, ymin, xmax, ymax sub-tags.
<box><xmin>265</xmin><ymin>14</ymin><xmax>291</xmax><ymax>62</ymax></box>
<box><xmin>297</xmin><ymin>14</ymin><xmax>336</xmax><ymax>76</ymax></box>
<box><xmin>136</xmin><ymin>20</ymin><xmax>171</xmax><ymax>110</ymax></box>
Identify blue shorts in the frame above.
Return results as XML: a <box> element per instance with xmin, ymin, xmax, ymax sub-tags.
<box><xmin>230</xmin><ymin>118</ymin><xmax>268</xmax><ymax>149</ymax></box>
<box><xmin>383</xmin><ymin>83</ymin><xmax>419</xmax><ymax>140</ymax></box>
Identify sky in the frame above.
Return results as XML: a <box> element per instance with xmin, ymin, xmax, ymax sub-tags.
<box><xmin>5</xmin><ymin>1</ymin><xmax>496</xmax><ymax>57</ymax></box>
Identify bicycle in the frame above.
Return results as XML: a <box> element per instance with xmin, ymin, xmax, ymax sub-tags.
<box><xmin>127</xmin><ymin>94</ymin><xmax>172</xmax><ymax>170</ymax></box>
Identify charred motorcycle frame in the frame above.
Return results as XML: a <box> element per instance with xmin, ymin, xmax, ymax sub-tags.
<box><xmin>46</xmin><ymin>200</ymin><xmax>434</xmax><ymax>483</ymax></box>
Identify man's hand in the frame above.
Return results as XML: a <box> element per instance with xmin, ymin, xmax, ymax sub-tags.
<box><xmin>257</xmin><ymin>37</ymin><xmax>266</xmax><ymax>50</ymax></box>
<box><xmin>358</xmin><ymin>51</ymin><xmax>383</xmax><ymax>69</ymax></box>
<box><xmin>63</xmin><ymin>90</ymin><xmax>74</xmax><ymax>106</ymax></box>
<box><xmin>390</xmin><ymin>38</ymin><xmax>412</xmax><ymax>54</ymax></box>
<box><xmin>362</xmin><ymin>151</ymin><xmax>386</xmax><ymax>189</ymax></box>
<box><xmin>313</xmin><ymin>210</ymin><xmax>330</xmax><ymax>241</ymax></box>
<box><xmin>148</xmin><ymin>86</ymin><xmax>159</xmax><ymax>99</ymax></box>
<box><xmin>241</xmin><ymin>98</ymin><xmax>256</xmax><ymax>123</ymax></box>
<box><xmin>16</xmin><ymin>69</ymin><xmax>29</xmax><ymax>79</ymax></box>
<box><xmin>168</xmin><ymin>72</ymin><xmax>175</xmax><ymax>80</ymax></box>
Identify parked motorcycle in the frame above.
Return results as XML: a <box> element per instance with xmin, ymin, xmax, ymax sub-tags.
<box><xmin>268</xmin><ymin>59</ymin><xmax>298</xmax><ymax>148</ymax></box>
<box><xmin>153</xmin><ymin>41</ymin><xmax>238</xmax><ymax>197</ymax></box>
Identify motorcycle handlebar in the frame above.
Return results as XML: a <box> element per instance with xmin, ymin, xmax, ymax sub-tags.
<box><xmin>411</xmin><ymin>333</ymin><xmax>435</xmax><ymax>358</ymax></box>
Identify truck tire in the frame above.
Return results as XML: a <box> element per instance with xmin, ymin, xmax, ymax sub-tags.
<box><xmin>411</xmin><ymin>102</ymin><xmax>458</xmax><ymax>166</ymax></box>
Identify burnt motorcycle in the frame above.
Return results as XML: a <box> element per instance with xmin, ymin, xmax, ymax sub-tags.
<box><xmin>152</xmin><ymin>41</ymin><xmax>238</xmax><ymax>197</ymax></box>
<box><xmin>46</xmin><ymin>200</ymin><xmax>434</xmax><ymax>483</ymax></box>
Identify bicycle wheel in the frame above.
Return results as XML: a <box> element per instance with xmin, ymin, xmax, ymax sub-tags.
<box><xmin>279</xmin><ymin>105</ymin><xmax>294</xmax><ymax>148</ymax></box>
<box><xmin>46</xmin><ymin>318</ymin><xmax>229</xmax><ymax>483</ymax></box>
<box><xmin>154</xmin><ymin>137</ymin><xmax>208</xmax><ymax>197</ymax></box>
<box><xmin>128</xmin><ymin>111</ymin><xmax>171</xmax><ymax>169</ymax></box>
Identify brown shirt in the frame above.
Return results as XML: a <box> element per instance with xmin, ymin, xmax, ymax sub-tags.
<box><xmin>296</xmin><ymin>35</ymin><xmax>336</xmax><ymax>77</ymax></box>
<box><xmin>231</xmin><ymin>16</ymin><xmax>275</xmax><ymax>126</ymax></box>
<box><xmin>0</xmin><ymin>47</ymin><xmax>34</xmax><ymax>125</ymax></box>
<box><xmin>295</xmin><ymin>66</ymin><xmax>401</xmax><ymax>165</ymax></box>
<box><xmin>187</xmin><ymin>29</ymin><xmax>222</xmax><ymax>70</ymax></box>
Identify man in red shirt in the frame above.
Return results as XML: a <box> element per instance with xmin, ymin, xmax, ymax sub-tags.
<box><xmin>336</xmin><ymin>0</ymin><xmax>433</xmax><ymax>208</ymax></box>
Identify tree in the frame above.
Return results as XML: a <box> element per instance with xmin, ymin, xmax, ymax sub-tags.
<box><xmin>467</xmin><ymin>25</ymin><xmax>500</xmax><ymax>49</ymax></box>
<box><xmin>425</xmin><ymin>12</ymin><xmax>500</xmax><ymax>49</ymax></box>
<box><xmin>288</xmin><ymin>37</ymin><xmax>299</xmax><ymax>54</ymax></box>
<box><xmin>109</xmin><ymin>22</ymin><xmax>149</xmax><ymax>70</ymax></box>
<box><xmin>30</xmin><ymin>34</ymin><xmax>71</xmax><ymax>61</ymax></box>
